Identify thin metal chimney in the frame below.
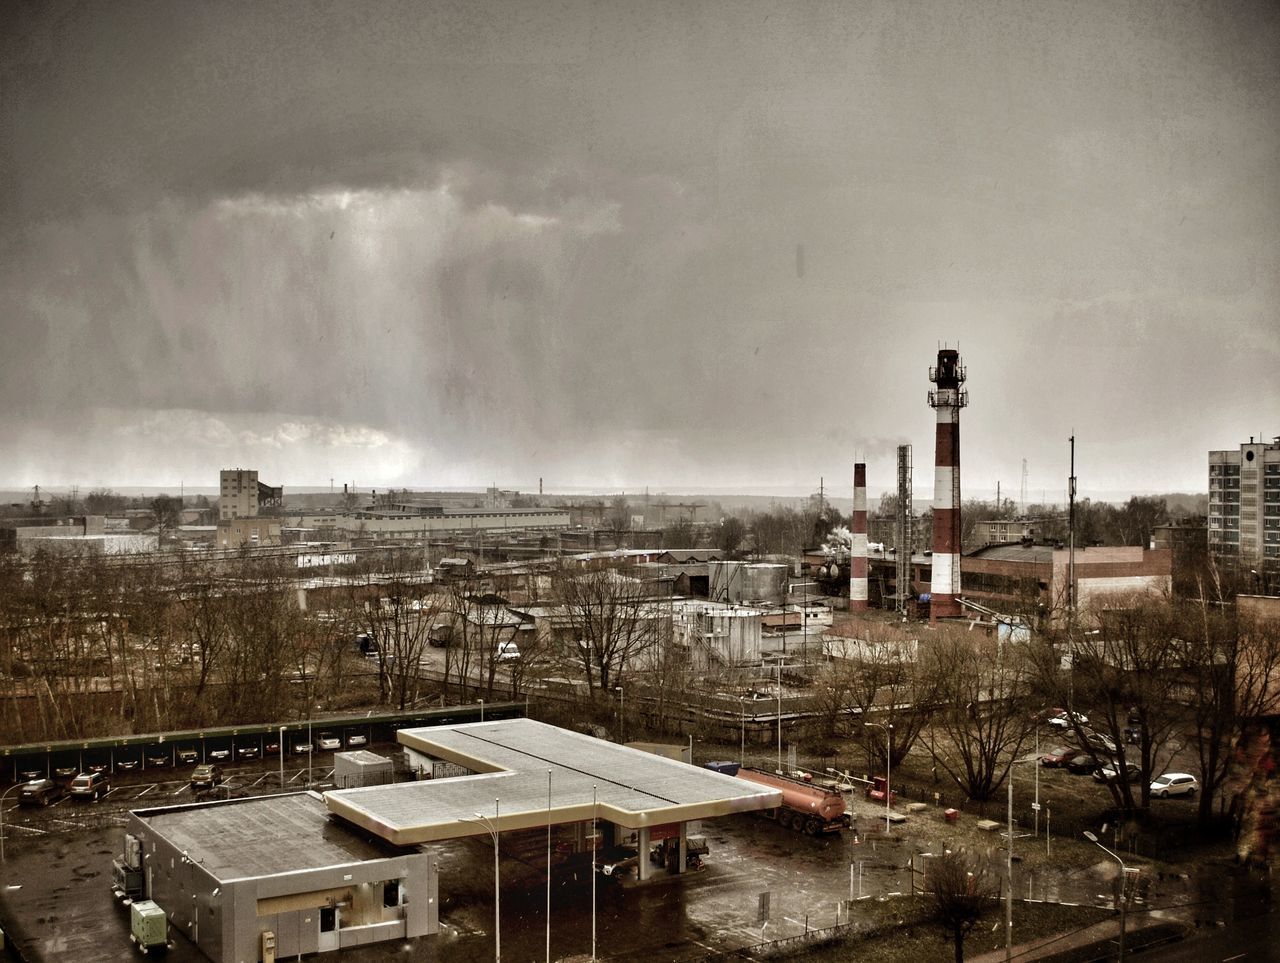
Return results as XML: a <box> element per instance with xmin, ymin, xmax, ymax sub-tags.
<box><xmin>850</xmin><ymin>462</ymin><xmax>868</xmax><ymax>612</ymax></box>
<box><xmin>928</xmin><ymin>348</ymin><xmax>968</xmax><ymax>621</ymax></box>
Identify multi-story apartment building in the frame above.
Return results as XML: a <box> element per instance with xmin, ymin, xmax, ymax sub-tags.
<box><xmin>1208</xmin><ymin>436</ymin><xmax>1280</xmax><ymax>564</ymax></box>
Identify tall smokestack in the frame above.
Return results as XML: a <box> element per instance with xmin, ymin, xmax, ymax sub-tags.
<box><xmin>850</xmin><ymin>462</ymin><xmax>868</xmax><ymax>611</ymax></box>
<box><xmin>928</xmin><ymin>348</ymin><xmax>968</xmax><ymax>621</ymax></box>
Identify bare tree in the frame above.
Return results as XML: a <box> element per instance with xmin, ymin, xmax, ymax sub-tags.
<box><xmin>1184</xmin><ymin>601</ymin><xmax>1280</xmax><ymax>826</ymax></box>
<box><xmin>926</xmin><ymin>850</ymin><xmax>997</xmax><ymax>963</ymax></box>
<box><xmin>926</xmin><ymin>630</ymin><xmax>1034</xmax><ymax>807</ymax></box>
<box><xmin>553</xmin><ymin>566</ymin><xmax>660</xmax><ymax>694</ymax></box>
<box><xmin>813</xmin><ymin>621</ymin><xmax>938</xmax><ymax>768</ymax></box>
<box><xmin>1035</xmin><ymin>596</ymin><xmax>1185</xmax><ymax>811</ymax></box>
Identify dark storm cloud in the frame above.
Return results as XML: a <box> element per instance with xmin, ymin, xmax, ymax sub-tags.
<box><xmin>1</xmin><ymin>0</ymin><xmax>1277</xmax><ymax>492</ymax></box>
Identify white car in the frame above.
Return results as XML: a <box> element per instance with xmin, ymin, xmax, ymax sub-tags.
<box><xmin>496</xmin><ymin>641</ymin><xmax>520</xmax><ymax>662</ymax></box>
<box><xmin>1150</xmin><ymin>772</ymin><xmax>1198</xmax><ymax>798</ymax></box>
<box><xmin>1047</xmin><ymin>711</ymin><xmax>1089</xmax><ymax>729</ymax></box>
<box><xmin>316</xmin><ymin>733</ymin><xmax>342</xmax><ymax>751</ymax></box>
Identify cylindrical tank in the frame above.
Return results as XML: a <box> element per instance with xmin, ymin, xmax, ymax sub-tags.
<box><xmin>736</xmin><ymin>768</ymin><xmax>846</xmax><ymax>823</ymax></box>
<box><xmin>743</xmin><ymin>563</ymin><xmax>787</xmax><ymax>603</ymax></box>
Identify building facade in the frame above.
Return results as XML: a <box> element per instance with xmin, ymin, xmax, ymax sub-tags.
<box><xmin>216</xmin><ymin>516</ymin><xmax>282</xmax><ymax>549</ymax></box>
<box><xmin>219</xmin><ymin>469</ymin><xmax>259</xmax><ymax>521</ymax></box>
<box><xmin>1209</xmin><ymin>437</ymin><xmax>1280</xmax><ymax>565</ymax></box>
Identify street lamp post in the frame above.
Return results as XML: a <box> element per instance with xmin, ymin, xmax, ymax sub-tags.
<box><xmin>1084</xmin><ymin>831</ymin><xmax>1127</xmax><ymax>959</ymax></box>
<box><xmin>591</xmin><ymin>784</ymin><xmax>598</xmax><ymax>962</ymax></box>
<box><xmin>464</xmin><ymin>800</ymin><xmax>502</xmax><ymax>963</ymax></box>
<box><xmin>0</xmin><ymin>782</ymin><xmax>24</xmax><ymax>862</ymax></box>
<box><xmin>865</xmin><ymin>722</ymin><xmax>893</xmax><ymax>833</ymax></box>
<box><xmin>545</xmin><ymin>770</ymin><xmax>551</xmax><ymax>963</ymax></box>
<box><xmin>776</xmin><ymin>664</ymin><xmax>784</xmax><ymax>774</ymax></box>
<box><xmin>739</xmin><ymin>697</ymin><xmax>746</xmax><ymax>766</ymax></box>
<box><xmin>615</xmin><ymin>686</ymin><xmax>625</xmax><ymax>743</ymax></box>
<box><xmin>278</xmin><ymin>725</ymin><xmax>286</xmax><ymax>790</ymax></box>
<box><xmin>479</xmin><ymin>698</ymin><xmax>485</xmax><ymax>722</ymax></box>
<box><xmin>1005</xmin><ymin>754</ymin><xmax>1039</xmax><ymax>960</ymax></box>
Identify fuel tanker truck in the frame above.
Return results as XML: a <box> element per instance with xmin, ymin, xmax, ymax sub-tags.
<box><xmin>733</xmin><ymin>766</ymin><xmax>850</xmax><ymax>835</ymax></box>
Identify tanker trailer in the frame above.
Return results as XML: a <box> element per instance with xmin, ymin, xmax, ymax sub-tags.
<box><xmin>735</xmin><ymin>767</ymin><xmax>849</xmax><ymax>835</ymax></box>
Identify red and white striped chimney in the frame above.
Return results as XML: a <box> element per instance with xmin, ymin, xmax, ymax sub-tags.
<box><xmin>928</xmin><ymin>349</ymin><xmax>967</xmax><ymax>621</ymax></box>
<box><xmin>850</xmin><ymin>462</ymin><xmax>869</xmax><ymax>611</ymax></box>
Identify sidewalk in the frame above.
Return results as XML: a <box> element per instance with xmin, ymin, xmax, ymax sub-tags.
<box><xmin>969</xmin><ymin>914</ymin><xmax>1179</xmax><ymax>962</ymax></box>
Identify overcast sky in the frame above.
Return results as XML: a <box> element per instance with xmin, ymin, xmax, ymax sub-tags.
<box><xmin>1</xmin><ymin>0</ymin><xmax>1276</xmax><ymax>499</ymax></box>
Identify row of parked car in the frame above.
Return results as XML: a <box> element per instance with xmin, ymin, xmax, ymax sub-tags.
<box><xmin>17</xmin><ymin>770</ymin><xmax>111</xmax><ymax>807</ymax></box>
<box><xmin>11</xmin><ymin>731</ymin><xmax>371</xmax><ymax>783</ymax></box>
<box><xmin>1039</xmin><ymin>745</ymin><xmax>1199</xmax><ymax>796</ymax></box>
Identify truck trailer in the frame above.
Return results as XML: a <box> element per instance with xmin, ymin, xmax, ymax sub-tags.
<box><xmin>734</xmin><ymin>767</ymin><xmax>849</xmax><ymax>835</ymax></box>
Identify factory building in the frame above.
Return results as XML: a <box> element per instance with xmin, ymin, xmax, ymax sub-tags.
<box><xmin>123</xmin><ymin>792</ymin><xmax>437</xmax><ymax>962</ymax></box>
<box><xmin>287</xmin><ymin>507</ymin><xmax>571</xmax><ymax>540</ymax></box>
<box><xmin>866</xmin><ymin>543</ymin><xmax>1172</xmax><ymax>623</ymax></box>
<box><xmin>1209</xmin><ymin>436</ymin><xmax>1280</xmax><ymax>566</ymax></box>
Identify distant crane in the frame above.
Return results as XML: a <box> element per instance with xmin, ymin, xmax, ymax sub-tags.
<box><xmin>668</xmin><ymin>502</ymin><xmax>705</xmax><ymax>523</ymax></box>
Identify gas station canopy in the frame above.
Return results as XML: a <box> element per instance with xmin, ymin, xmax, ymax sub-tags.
<box><xmin>324</xmin><ymin>718</ymin><xmax>780</xmax><ymax>845</ymax></box>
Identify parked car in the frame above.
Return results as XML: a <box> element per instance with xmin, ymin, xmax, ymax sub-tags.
<box><xmin>1040</xmin><ymin>746</ymin><xmax>1081</xmax><ymax>768</ymax></box>
<box><xmin>146</xmin><ymin>752</ymin><xmax>171</xmax><ymax>768</ymax></box>
<box><xmin>315</xmin><ymin>733</ymin><xmax>341</xmax><ymax>751</ymax></box>
<box><xmin>53</xmin><ymin>764</ymin><xmax>79</xmax><ymax>780</ymax></box>
<box><xmin>18</xmin><ymin>778</ymin><xmax>64</xmax><ymax>807</ymax></box>
<box><xmin>236</xmin><ymin>744</ymin><xmax>260</xmax><ymax>760</ymax></box>
<box><xmin>176</xmin><ymin>747</ymin><xmax>200</xmax><ymax>765</ymax></box>
<box><xmin>345</xmin><ymin>732</ymin><xmax>368</xmax><ymax>748</ymax></box>
<box><xmin>17</xmin><ymin>767</ymin><xmax>44</xmax><ymax>782</ymax></box>
<box><xmin>190</xmin><ymin>764</ymin><xmax>223</xmax><ymax>790</ymax></box>
<box><xmin>293</xmin><ymin>740</ymin><xmax>313</xmax><ymax>755</ymax></box>
<box><xmin>1047</xmin><ymin>710</ymin><xmax>1089</xmax><ymax>729</ymax></box>
<box><xmin>1067</xmin><ymin>754</ymin><xmax>1101</xmax><ymax>775</ymax></box>
<box><xmin>496</xmin><ymin>640</ymin><xmax>521</xmax><ymax>662</ymax></box>
<box><xmin>68</xmin><ymin>771</ymin><xmax>110</xmax><ymax>801</ymax></box>
<box><xmin>116</xmin><ymin>753</ymin><xmax>141</xmax><ymax>772</ymax></box>
<box><xmin>1150</xmin><ymin>772</ymin><xmax>1198</xmax><ymax>798</ymax></box>
<box><xmin>1083</xmin><ymin>730</ymin><xmax>1118</xmax><ymax>754</ymax></box>
<box><xmin>1094</xmin><ymin>760</ymin><xmax>1141</xmax><ymax>783</ymax></box>
<box><xmin>207</xmin><ymin>746</ymin><xmax>232</xmax><ymax>762</ymax></box>
<box><xmin>86</xmin><ymin>759</ymin><xmax>110</xmax><ymax>774</ymax></box>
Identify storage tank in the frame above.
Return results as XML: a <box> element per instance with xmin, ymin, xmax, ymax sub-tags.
<box><xmin>735</xmin><ymin>767</ymin><xmax>847</xmax><ymax>832</ymax></box>
<box><xmin>709</xmin><ymin>561</ymin><xmax>745</xmax><ymax>602</ymax></box>
<box><xmin>742</xmin><ymin>563</ymin><xmax>787</xmax><ymax>604</ymax></box>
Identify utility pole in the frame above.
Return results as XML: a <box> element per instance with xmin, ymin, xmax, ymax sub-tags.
<box><xmin>1068</xmin><ymin>434</ymin><xmax>1077</xmax><ymax>622</ymax></box>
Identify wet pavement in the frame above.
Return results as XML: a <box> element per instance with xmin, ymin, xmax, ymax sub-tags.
<box><xmin>0</xmin><ymin>794</ymin><xmax>1271</xmax><ymax>961</ymax></box>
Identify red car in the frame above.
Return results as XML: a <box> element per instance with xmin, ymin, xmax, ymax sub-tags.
<box><xmin>1040</xmin><ymin>746</ymin><xmax>1081</xmax><ymax>767</ymax></box>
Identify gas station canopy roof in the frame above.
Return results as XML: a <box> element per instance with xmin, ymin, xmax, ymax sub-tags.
<box><xmin>324</xmin><ymin>718</ymin><xmax>780</xmax><ymax>845</ymax></box>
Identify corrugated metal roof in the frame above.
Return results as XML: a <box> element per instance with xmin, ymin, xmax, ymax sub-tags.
<box><xmin>325</xmin><ymin>719</ymin><xmax>779</xmax><ymax>845</ymax></box>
